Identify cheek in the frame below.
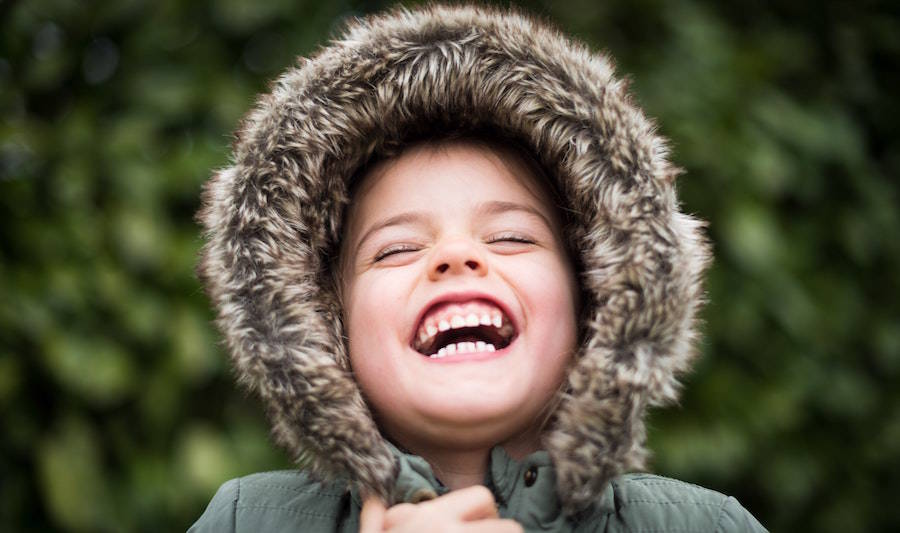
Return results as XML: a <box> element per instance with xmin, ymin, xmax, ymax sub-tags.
<box><xmin>520</xmin><ymin>254</ymin><xmax>578</xmax><ymax>315</ymax></box>
<box><xmin>343</xmin><ymin>275</ymin><xmax>418</xmax><ymax>427</ymax></box>
<box><xmin>344</xmin><ymin>282</ymin><xmax>392</xmax><ymax>396</ymax></box>
<box><xmin>528</xmin><ymin>255</ymin><xmax>579</xmax><ymax>356</ymax></box>
<box><xmin>344</xmin><ymin>273</ymin><xmax>412</xmax><ymax>361</ymax></box>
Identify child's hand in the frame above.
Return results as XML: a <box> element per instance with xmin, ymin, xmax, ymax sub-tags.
<box><xmin>359</xmin><ymin>486</ymin><xmax>523</xmax><ymax>533</ymax></box>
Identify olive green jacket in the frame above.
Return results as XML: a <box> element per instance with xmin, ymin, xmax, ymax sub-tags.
<box><xmin>189</xmin><ymin>447</ymin><xmax>765</xmax><ymax>532</ymax></box>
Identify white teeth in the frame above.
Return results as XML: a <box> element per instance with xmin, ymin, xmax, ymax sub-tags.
<box><xmin>416</xmin><ymin>306</ymin><xmax>513</xmax><ymax>355</ymax></box>
<box><xmin>428</xmin><ymin>341</ymin><xmax>498</xmax><ymax>358</ymax></box>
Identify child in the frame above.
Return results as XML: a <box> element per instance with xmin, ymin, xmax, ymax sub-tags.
<box><xmin>191</xmin><ymin>4</ymin><xmax>766</xmax><ymax>532</ymax></box>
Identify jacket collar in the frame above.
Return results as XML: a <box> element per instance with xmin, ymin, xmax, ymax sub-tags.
<box><xmin>350</xmin><ymin>444</ymin><xmax>616</xmax><ymax>527</ymax></box>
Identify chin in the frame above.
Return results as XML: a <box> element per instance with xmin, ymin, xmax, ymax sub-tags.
<box><xmin>407</xmin><ymin>398</ymin><xmax>535</xmax><ymax>442</ymax></box>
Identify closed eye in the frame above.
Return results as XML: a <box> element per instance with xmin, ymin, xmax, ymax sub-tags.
<box><xmin>374</xmin><ymin>244</ymin><xmax>421</xmax><ymax>262</ymax></box>
<box><xmin>485</xmin><ymin>232</ymin><xmax>535</xmax><ymax>245</ymax></box>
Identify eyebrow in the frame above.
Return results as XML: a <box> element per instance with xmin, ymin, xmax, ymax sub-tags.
<box><xmin>353</xmin><ymin>200</ymin><xmax>554</xmax><ymax>255</ymax></box>
<box><xmin>354</xmin><ymin>211</ymin><xmax>431</xmax><ymax>255</ymax></box>
<box><xmin>476</xmin><ymin>200</ymin><xmax>553</xmax><ymax>229</ymax></box>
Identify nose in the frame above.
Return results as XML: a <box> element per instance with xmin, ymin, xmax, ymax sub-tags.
<box><xmin>427</xmin><ymin>237</ymin><xmax>488</xmax><ymax>281</ymax></box>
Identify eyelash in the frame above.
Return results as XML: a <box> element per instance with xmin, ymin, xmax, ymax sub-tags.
<box><xmin>374</xmin><ymin>244</ymin><xmax>421</xmax><ymax>262</ymax></box>
<box><xmin>486</xmin><ymin>232</ymin><xmax>535</xmax><ymax>245</ymax></box>
<box><xmin>373</xmin><ymin>233</ymin><xmax>535</xmax><ymax>262</ymax></box>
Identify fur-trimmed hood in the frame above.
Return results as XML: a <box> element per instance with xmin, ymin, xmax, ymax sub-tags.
<box><xmin>197</xmin><ymin>3</ymin><xmax>710</xmax><ymax>515</ymax></box>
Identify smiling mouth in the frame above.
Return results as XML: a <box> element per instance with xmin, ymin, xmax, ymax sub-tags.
<box><xmin>412</xmin><ymin>300</ymin><xmax>518</xmax><ymax>358</ymax></box>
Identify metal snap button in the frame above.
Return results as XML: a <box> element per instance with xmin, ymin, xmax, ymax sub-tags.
<box><xmin>523</xmin><ymin>466</ymin><xmax>538</xmax><ymax>487</ymax></box>
<box><xmin>409</xmin><ymin>488</ymin><xmax>438</xmax><ymax>503</ymax></box>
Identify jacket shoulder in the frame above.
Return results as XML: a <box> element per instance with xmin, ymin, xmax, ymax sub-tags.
<box><xmin>187</xmin><ymin>470</ymin><xmax>353</xmax><ymax>532</ymax></box>
<box><xmin>594</xmin><ymin>474</ymin><xmax>767</xmax><ymax>533</ymax></box>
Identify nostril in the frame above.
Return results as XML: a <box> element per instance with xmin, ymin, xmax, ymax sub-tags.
<box><xmin>465</xmin><ymin>260</ymin><xmax>479</xmax><ymax>270</ymax></box>
<box><xmin>436</xmin><ymin>263</ymin><xmax>449</xmax><ymax>274</ymax></box>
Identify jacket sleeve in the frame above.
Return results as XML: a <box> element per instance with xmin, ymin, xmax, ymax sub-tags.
<box><xmin>187</xmin><ymin>479</ymin><xmax>238</xmax><ymax>533</ymax></box>
<box><xmin>716</xmin><ymin>496</ymin><xmax>768</xmax><ymax>533</ymax></box>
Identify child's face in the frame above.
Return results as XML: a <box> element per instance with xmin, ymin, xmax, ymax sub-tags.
<box><xmin>341</xmin><ymin>141</ymin><xmax>578</xmax><ymax>453</ymax></box>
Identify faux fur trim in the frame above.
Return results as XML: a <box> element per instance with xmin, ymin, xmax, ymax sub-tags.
<box><xmin>197</xmin><ymin>3</ymin><xmax>711</xmax><ymax>514</ymax></box>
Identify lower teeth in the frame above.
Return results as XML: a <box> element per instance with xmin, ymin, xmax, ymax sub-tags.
<box><xmin>430</xmin><ymin>341</ymin><xmax>497</xmax><ymax>358</ymax></box>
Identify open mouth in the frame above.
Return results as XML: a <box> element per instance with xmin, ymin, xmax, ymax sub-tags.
<box><xmin>412</xmin><ymin>299</ymin><xmax>517</xmax><ymax>359</ymax></box>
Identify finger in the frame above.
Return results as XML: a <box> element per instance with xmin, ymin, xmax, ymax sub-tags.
<box><xmin>359</xmin><ymin>497</ymin><xmax>387</xmax><ymax>533</ymax></box>
<box><xmin>383</xmin><ymin>503</ymin><xmax>418</xmax><ymax>529</ymax></box>
<box><xmin>424</xmin><ymin>485</ymin><xmax>498</xmax><ymax>521</ymax></box>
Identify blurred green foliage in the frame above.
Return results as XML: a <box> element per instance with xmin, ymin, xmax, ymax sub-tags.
<box><xmin>1</xmin><ymin>0</ymin><xmax>897</xmax><ymax>531</ymax></box>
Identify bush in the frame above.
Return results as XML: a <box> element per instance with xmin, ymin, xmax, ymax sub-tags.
<box><xmin>2</xmin><ymin>1</ymin><xmax>897</xmax><ymax>530</ymax></box>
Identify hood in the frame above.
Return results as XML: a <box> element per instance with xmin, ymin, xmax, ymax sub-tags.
<box><xmin>197</xmin><ymin>3</ymin><xmax>711</xmax><ymax>515</ymax></box>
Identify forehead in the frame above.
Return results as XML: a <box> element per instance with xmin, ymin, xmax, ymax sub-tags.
<box><xmin>344</xmin><ymin>140</ymin><xmax>560</xmax><ymax>235</ymax></box>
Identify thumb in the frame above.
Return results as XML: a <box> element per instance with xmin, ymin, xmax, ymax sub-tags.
<box><xmin>359</xmin><ymin>496</ymin><xmax>387</xmax><ymax>533</ymax></box>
